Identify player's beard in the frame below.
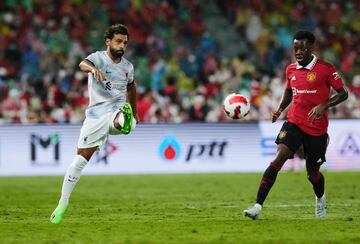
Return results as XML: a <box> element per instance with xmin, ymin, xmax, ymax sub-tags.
<box><xmin>110</xmin><ymin>47</ymin><xmax>124</xmax><ymax>59</ymax></box>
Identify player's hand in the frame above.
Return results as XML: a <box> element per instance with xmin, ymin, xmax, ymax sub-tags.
<box><xmin>91</xmin><ymin>68</ymin><xmax>106</xmax><ymax>81</ymax></box>
<box><xmin>308</xmin><ymin>104</ymin><xmax>326</xmax><ymax>123</ymax></box>
<box><xmin>271</xmin><ymin>109</ymin><xmax>282</xmax><ymax>123</ymax></box>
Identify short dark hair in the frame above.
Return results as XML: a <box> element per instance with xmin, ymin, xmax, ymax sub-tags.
<box><xmin>104</xmin><ymin>24</ymin><xmax>129</xmax><ymax>40</ymax></box>
<box><xmin>293</xmin><ymin>30</ymin><xmax>315</xmax><ymax>44</ymax></box>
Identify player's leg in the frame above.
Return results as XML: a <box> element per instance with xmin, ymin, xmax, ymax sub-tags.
<box><xmin>244</xmin><ymin>144</ymin><xmax>294</xmax><ymax>220</ymax></box>
<box><xmin>304</xmin><ymin>133</ymin><xmax>329</xmax><ymax>218</ymax></box>
<box><xmin>244</xmin><ymin>122</ymin><xmax>302</xmax><ymax>220</ymax></box>
<box><xmin>50</xmin><ymin>147</ymin><xmax>98</xmax><ymax>224</ymax></box>
<box><xmin>111</xmin><ymin>102</ymin><xmax>135</xmax><ymax>135</ymax></box>
<box><xmin>255</xmin><ymin>144</ymin><xmax>293</xmax><ymax>205</ymax></box>
<box><xmin>58</xmin><ymin>147</ymin><xmax>98</xmax><ymax>205</ymax></box>
<box><xmin>51</xmin><ymin>116</ymin><xmax>110</xmax><ymax>224</ymax></box>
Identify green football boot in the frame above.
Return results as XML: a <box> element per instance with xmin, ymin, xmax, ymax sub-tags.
<box><xmin>50</xmin><ymin>204</ymin><xmax>68</xmax><ymax>224</ymax></box>
<box><xmin>121</xmin><ymin>103</ymin><xmax>133</xmax><ymax>135</ymax></box>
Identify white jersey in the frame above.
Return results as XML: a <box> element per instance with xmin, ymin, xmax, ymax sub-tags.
<box><xmin>84</xmin><ymin>51</ymin><xmax>134</xmax><ymax>118</ymax></box>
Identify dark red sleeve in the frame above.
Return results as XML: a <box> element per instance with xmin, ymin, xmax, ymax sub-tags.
<box><xmin>285</xmin><ymin>66</ymin><xmax>291</xmax><ymax>89</ymax></box>
<box><xmin>327</xmin><ymin>65</ymin><xmax>344</xmax><ymax>90</ymax></box>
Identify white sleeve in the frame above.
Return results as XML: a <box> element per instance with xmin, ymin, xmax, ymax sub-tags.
<box><xmin>127</xmin><ymin>64</ymin><xmax>134</xmax><ymax>84</ymax></box>
<box><xmin>85</xmin><ymin>52</ymin><xmax>101</xmax><ymax>68</ymax></box>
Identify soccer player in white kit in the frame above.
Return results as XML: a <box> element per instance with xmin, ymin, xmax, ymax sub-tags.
<box><xmin>50</xmin><ymin>24</ymin><xmax>138</xmax><ymax>224</ymax></box>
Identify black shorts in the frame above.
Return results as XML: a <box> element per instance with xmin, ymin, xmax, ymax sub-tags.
<box><xmin>275</xmin><ymin>121</ymin><xmax>329</xmax><ymax>164</ymax></box>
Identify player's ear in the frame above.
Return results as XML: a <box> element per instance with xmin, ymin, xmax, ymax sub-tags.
<box><xmin>105</xmin><ymin>38</ymin><xmax>111</xmax><ymax>46</ymax></box>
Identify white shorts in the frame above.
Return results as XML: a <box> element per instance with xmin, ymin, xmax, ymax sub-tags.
<box><xmin>77</xmin><ymin>110</ymin><xmax>136</xmax><ymax>148</ymax></box>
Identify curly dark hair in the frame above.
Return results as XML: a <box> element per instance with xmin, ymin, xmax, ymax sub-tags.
<box><xmin>104</xmin><ymin>24</ymin><xmax>129</xmax><ymax>40</ymax></box>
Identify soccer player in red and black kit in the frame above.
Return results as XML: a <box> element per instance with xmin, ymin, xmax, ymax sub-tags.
<box><xmin>244</xmin><ymin>30</ymin><xmax>348</xmax><ymax>220</ymax></box>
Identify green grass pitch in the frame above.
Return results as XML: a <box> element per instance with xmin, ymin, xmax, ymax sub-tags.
<box><xmin>0</xmin><ymin>172</ymin><xmax>359</xmax><ymax>243</ymax></box>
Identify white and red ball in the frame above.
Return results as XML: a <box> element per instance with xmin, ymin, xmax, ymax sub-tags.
<box><xmin>223</xmin><ymin>93</ymin><xmax>250</xmax><ymax>119</ymax></box>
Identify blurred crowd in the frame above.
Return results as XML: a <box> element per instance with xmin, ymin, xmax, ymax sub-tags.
<box><xmin>0</xmin><ymin>0</ymin><xmax>359</xmax><ymax>124</ymax></box>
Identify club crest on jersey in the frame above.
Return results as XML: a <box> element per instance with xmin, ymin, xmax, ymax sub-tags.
<box><xmin>278</xmin><ymin>131</ymin><xmax>287</xmax><ymax>139</ymax></box>
<box><xmin>307</xmin><ymin>72</ymin><xmax>316</xmax><ymax>82</ymax></box>
<box><xmin>332</xmin><ymin>72</ymin><xmax>341</xmax><ymax>80</ymax></box>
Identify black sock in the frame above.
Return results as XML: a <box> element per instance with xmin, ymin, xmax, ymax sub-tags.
<box><xmin>256</xmin><ymin>162</ymin><xmax>282</xmax><ymax>205</ymax></box>
<box><xmin>308</xmin><ymin>172</ymin><xmax>325</xmax><ymax>198</ymax></box>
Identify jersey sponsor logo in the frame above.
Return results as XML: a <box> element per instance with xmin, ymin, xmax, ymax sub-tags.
<box><xmin>307</xmin><ymin>72</ymin><xmax>316</xmax><ymax>82</ymax></box>
<box><xmin>292</xmin><ymin>87</ymin><xmax>317</xmax><ymax>96</ymax></box>
<box><xmin>291</xmin><ymin>76</ymin><xmax>296</xmax><ymax>81</ymax></box>
<box><xmin>105</xmin><ymin>81</ymin><xmax>112</xmax><ymax>91</ymax></box>
<box><xmin>102</xmin><ymin>80</ymin><xmax>126</xmax><ymax>92</ymax></box>
<box><xmin>112</xmin><ymin>82</ymin><xmax>126</xmax><ymax>90</ymax></box>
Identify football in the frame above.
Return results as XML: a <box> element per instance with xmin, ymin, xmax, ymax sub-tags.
<box><xmin>223</xmin><ymin>93</ymin><xmax>250</xmax><ymax>119</ymax></box>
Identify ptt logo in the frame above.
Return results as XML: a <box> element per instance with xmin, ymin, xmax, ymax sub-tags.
<box><xmin>185</xmin><ymin>141</ymin><xmax>227</xmax><ymax>162</ymax></box>
<box><xmin>158</xmin><ymin>135</ymin><xmax>228</xmax><ymax>162</ymax></box>
<box><xmin>158</xmin><ymin>135</ymin><xmax>181</xmax><ymax>161</ymax></box>
<box><xmin>336</xmin><ymin>132</ymin><xmax>360</xmax><ymax>158</ymax></box>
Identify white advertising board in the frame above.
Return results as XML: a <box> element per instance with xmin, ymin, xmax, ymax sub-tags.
<box><xmin>0</xmin><ymin>123</ymin><xmax>265</xmax><ymax>176</ymax></box>
<box><xmin>1</xmin><ymin>121</ymin><xmax>358</xmax><ymax>176</ymax></box>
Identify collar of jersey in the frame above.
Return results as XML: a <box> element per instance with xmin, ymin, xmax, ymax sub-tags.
<box><xmin>296</xmin><ymin>54</ymin><xmax>317</xmax><ymax>70</ymax></box>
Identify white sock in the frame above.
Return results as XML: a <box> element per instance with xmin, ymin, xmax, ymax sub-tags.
<box><xmin>58</xmin><ymin>155</ymin><xmax>88</xmax><ymax>205</ymax></box>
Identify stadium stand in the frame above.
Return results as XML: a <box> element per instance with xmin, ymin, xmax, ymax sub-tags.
<box><xmin>0</xmin><ymin>0</ymin><xmax>359</xmax><ymax>124</ymax></box>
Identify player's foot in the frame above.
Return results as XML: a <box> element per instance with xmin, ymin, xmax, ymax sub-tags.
<box><xmin>315</xmin><ymin>194</ymin><xmax>326</xmax><ymax>219</ymax></box>
<box><xmin>244</xmin><ymin>203</ymin><xmax>262</xmax><ymax>220</ymax></box>
<box><xmin>121</xmin><ymin>103</ymin><xmax>133</xmax><ymax>135</ymax></box>
<box><xmin>50</xmin><ymin>204</ymin><xmax>68</xmax><ymax>224</ymax></box>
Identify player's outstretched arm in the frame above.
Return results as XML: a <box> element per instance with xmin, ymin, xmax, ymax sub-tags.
<box><xmin>272</xmin><ymin>88</ymin><xmax>293</xmax><ymax>123</ymax></box>
<box><xmin>127</xmin><ymin>82</ymin><xmax>138</xmax><ymax>122</ymax></box>
<box><xmin>79</xmin><ymin>60</ymin><xmax>106</xmax><ymax>81</ymax></box>
<box><xmin>308</xmin><ymin>87</ymin><xmax>348</xmax><ymax>122</ymax></box>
